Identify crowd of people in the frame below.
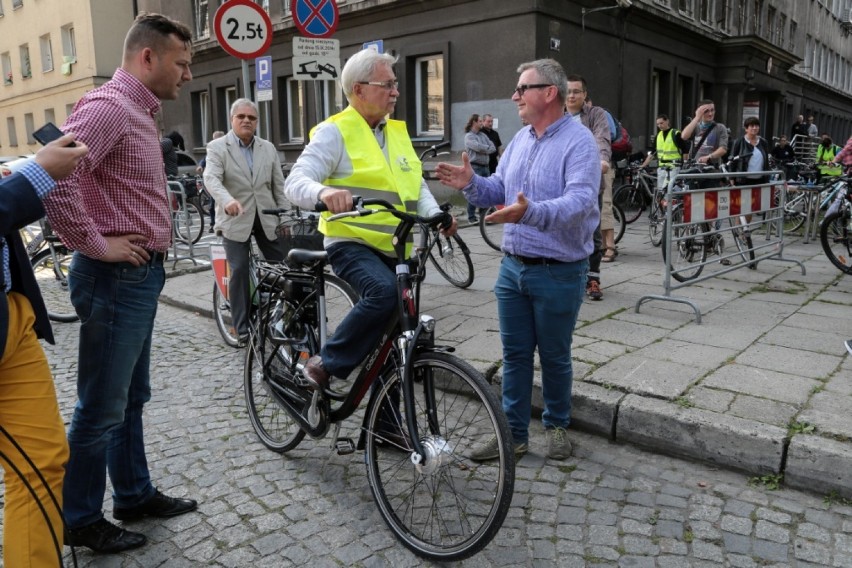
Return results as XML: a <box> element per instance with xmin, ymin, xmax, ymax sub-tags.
<box><xmin>4</xmin><ymin>8</ymin><xmax>852</xmax><ymax>565</ymax></box>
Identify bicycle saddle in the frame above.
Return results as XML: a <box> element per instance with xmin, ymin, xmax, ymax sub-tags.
<box><xmin>287</xmin><ymin>249</ymin><xmax>328</xmax><ymax>267</ymax></box>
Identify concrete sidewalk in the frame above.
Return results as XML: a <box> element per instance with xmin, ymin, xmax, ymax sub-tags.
<box><xmin>160</xmin><ymin>220</ymin><xmax>852</xmax><ymax>500</ymax></box>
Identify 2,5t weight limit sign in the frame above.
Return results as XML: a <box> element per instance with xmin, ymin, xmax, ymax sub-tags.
<box><xmin>214</xmin><ymin>0</ymin><xmax>273</xmax><ymax>60</ymax></box>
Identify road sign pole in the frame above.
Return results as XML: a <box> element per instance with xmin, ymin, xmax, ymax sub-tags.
<box><xmin>242</xmin><ymin>60</ymin><xmax>252</xmax><ymax>102</ymax></box>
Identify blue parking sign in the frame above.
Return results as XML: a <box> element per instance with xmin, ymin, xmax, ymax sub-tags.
<box><xmin>256</xmin><ymin>56</ymin><xmax>272</xmax><ymax>90</ymax></box>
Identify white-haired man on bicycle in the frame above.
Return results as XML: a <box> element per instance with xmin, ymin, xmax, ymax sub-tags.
<box><xmin>285</xmin><ymin>49</ymin><xmax>457</xmax><ymax>444</ymax></box>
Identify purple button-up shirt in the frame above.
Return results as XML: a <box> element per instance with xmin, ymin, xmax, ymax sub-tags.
<box><xmin>463</xmin><ymin>115</ymin><xmax>600</xmax><ymax>262</ymax></box>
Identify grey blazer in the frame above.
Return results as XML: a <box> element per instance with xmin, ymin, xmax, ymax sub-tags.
<box><xmin>203</xmin><ymin>130</ymin><xmax>286</xmax><ymax>242</ymax></box>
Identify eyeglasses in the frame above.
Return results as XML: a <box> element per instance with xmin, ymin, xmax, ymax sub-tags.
<box><xmin>233</xmin><ymin>114</ymin><xmax>258</xmax><ymax>122</ymax></box>
<box><xmin>513</xmin><ymin>84</ymin><xmax>553</xmax><ymax>97</ymax></box>
<box><xmin>358</xmin><ymin>80</ymin><xmax>399</xmax><ymax>90</ymax></box>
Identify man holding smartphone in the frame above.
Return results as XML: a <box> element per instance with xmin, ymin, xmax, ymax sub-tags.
<box><xmin>1</xmin><ymin>135</ymin><xmax>87</xmax><ymax>567</ymax></box>
<box><xmin>43</xmin><ymin>13</ymin><xmax>197</xmax><ymax>554</ymax></box>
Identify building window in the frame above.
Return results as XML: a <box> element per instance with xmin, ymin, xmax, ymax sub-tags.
<box><xmin>19</xmin><ymin>44</ymin><xmax>31</xmax><ymax>78</ymax></box>
<box><xmin>192</xmin><ymin>90</ymin><xmax>211</xmax><ymax>144</ymax></box>
<box><xmin>260</xmin><ymin>0</ymin><xmax>269</xmax><ymax>14</ymax></box>
<box><xmin>24</xmin><ymin>113</ymin><xmax>34</xmax><ymax>144</ymax></box>
<box><xmin>193</xmin><ymin>0</ymin><xmax>209</xmax><ymax>40</ymax></box>
<box><xmin>65</xmin><ymin>103</ymin><xmax>75</xmax><ymax>120</ymax></box>
<box><xmin>677</xmin><ymin>0</ymin><xmax>695</xmax><ymax>17</ymax></box>
<box><xmin>1</xmin><ymin>52</ymin><xmax>11</xmax><ymax>85</ymax></box>
<box><xmin>654</xmin><ymin>0</ymin><xmax>672</xmax><ymax>7</ymax></box>
<box><xmin>61</xmin><ymin>24</ymin><xmax>76</xmax><ymax>59</ymax></box>
<box><xmin>44</xmin><ymin>108</ymin><xmax>55</xmax><ymax>127</ymax></box>
<box><xmin>12</xmin><ymin>0</ymin><xmax>21</xmax><ymax>8</ymax></box>
<box><xmin>320</xmin><ymin>80</ymin><xmax>342</xmax><ymax>120</ymax></box>
<box><xmin>778</xmin><ymin>14</ymin><xmax>786</xmax><ymax>47</ymax></box>
<box><xmin>40</xmin><ymin>34</ymin><xmax>53</xmax><ymax>72</ymax></box>
<box><xmin>698</xmin><ymin>0</ymin><xmax>714</xmax><ymax>25</ymax></box>
<box><xmin>0</xmin><ymin>1</ymin><xmax>4</xmax><ymax>17</ymax></box>
<box><xmin>7</xmin><ymin>117</ymin><xmax>17</xmax><ymax>146</ymax></box>
<box><xmin>286</xmin><ymin>78</ymin><xmax>304</xmax><ymax>142</ymax></box>
<box><xmin>789</xmin><ymin>20</ymin><xmax>797</xmax><ymax>51</ymax></box>
<box><xmin>280</xmin><ymin>0</ymin><xmax>290</xmax><ymax>16</ymax></box>
<box><xmin>415</xmin><ymin>54</ymin><xmax>444</xmax><ymax>137</ymax></box>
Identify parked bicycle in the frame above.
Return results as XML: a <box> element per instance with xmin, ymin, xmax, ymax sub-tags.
<box><xmin>167</xmin><ymin>175</ymin><xmax>205</xmax><ymax>244</ymax></box>
<box><xmin>212</xmin><ymin>209</ymin><xmax>356</xmax><ymax>347</ymax></box>
<box><xmin>661</xmin><ymin>158</ymin><xmax>757</xmax><ymax>282</ymax></box>
<box><xmin>243</xmin><ymin>197</ymin><xmax>514</xmax><ymax>561</ymax></box>
<box><xmin>819</xmin><ymin>175</ymin><xmax>852</xmax><ymax>274</ymax></box>
<box><xmin>27</xmin><ymin>218</ymin><xmax>78</xmax><ymax>322</ymax></box>
<box><xmin>418</xmin><ymin>142</ymin><xmax>475</xmax><ymax>288</ymax></box>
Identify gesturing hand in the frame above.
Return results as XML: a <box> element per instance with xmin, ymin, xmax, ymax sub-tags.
<box><xmin>484</xmin><ymin>193</ymin><xmax>528</xmax><ymax>225</ymax></box>
<box><xmin>435</xmin><ymin>152</ymin><xmax>475</xmax><ymax>190</ymax></box>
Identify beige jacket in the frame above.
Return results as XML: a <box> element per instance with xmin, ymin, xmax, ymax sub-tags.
<box><xmin>203</xmin><ymin>130</ymin><xmax>286</xmax><ymax>242</ymax></box>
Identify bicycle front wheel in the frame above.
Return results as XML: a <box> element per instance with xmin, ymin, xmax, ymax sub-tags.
<box><xmin>478</xmin><ymin>206</ymin><xmax>503</xmax><ymax>252</ymax></box>
<box><xmin>364</xmin><ymin>352</ymin><xmax>514</xmax><ymax>561</ymax></box>
<box><xmin>31</xmin><ymin>248</ymin><xmax>78</xmax><ymax>323</ymax></box>
<box><xmin>729</xmin><ymin>218</ymin><xmax>756</xmax><ymax>267</ymax></box>
<box><xmin>173</xmin><ymin>201</ymin><xmax>204</xmax><ymax>244</ymax></box>
<box><xmin>613</xmin><ymin>183</ymin><xmax>645</xmax><ymax>224</ymax></box>
<box><xmin>428</xmin><ymin>233</ymin><xmax>475</xmax><ymax>288</ymax></box>
<box><xmin>648</xmin><ymin>201</ymin><xmax>665</xmax><ymax>247</ymax></box>
<box><xmin>213</xmin><ymin>282</ymin><xmax>240</xmax><ymax>347</ymax></box>
<box><xmin>820</xmin><ymin>210</ymin><xmax>852</xmax><ymax>274</ymax></box>
<box><xmin>662</xmin><ymin>210</ymin><xmax>706</xmax><ymax>282</ymax></box>
<box><xmin>612</xmin><ymin>202</ymin><xmax>626</xmax><ymax>244</ymax></box>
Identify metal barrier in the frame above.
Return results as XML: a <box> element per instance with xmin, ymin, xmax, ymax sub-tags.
<box><xmin>636</xmin><ymin>168</ymin><xmax>806</xmax><ymax>324</ymax></box>
<box><xmin>166</xmin><ymin>180</ymin><xmax>199</xmax><ymax>266</ymax></box>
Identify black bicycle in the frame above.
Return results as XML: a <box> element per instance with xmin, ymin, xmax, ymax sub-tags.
<box><xmin>418</xmin><ymin>142</ymin><xmax>475</xmax><ymax>287</ymax></box>
<box><xmin>28</xmin><ymin>218</ymin><xmax>78</xmax><ymax>323</ymax></box>
<box><xmin>243</xmin><ymin>199</ymin><xmax>514</xmax><ymax>561</ymax></box>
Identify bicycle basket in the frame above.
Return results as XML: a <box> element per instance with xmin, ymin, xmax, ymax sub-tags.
<box><xmin>276</xmin><ymin>213</ymin><xmax>324</xmax><ymax>254</ymax></box>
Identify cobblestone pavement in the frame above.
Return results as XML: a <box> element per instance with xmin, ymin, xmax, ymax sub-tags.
<box><xmin>0</xmin><ymin>302</ymin><xmax>849</xmax><ymax>566</ymax></box>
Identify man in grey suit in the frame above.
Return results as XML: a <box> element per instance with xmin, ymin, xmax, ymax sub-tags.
<box><xmin>204</xmin><ymin>98</ymin><xmax>287</xmax><ymax>346</ymax></box>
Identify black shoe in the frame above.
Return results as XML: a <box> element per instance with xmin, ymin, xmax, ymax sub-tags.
<box><xmin>237</xmin><ymin>333</ymin><xmax>249</xmax><ymax>348</ymax></box>
<box><xmin>113</xmin><ymin>489</ymin><xmax>198</xmax><ymax>522</ymax></box>
<box><xmin>65</xmin><ymin>518</ymin><xmax>147</xmax><ymax>553</ymax></box>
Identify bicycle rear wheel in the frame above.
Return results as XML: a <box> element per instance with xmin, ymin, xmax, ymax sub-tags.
<box><xmin>612</xmin><ymin>202</ymin><xmax>625</xmax><ymax>244</ymax></box>
<box><xmin>729</xmin><ymin>218</ymin><xmax>756</xmax><ymax>267</ymax></box>
<box><xmin>478</xmin><ymin>206</ymin><xmax>503</xmax><ymax>252</ymax></box>
<box><xmin>661</xmin><ymin>210</ymin><xmax>706</xmax><ymax>282</ymax></box>
<box><xmin>648</xmin><ymin>200</ymin><xmax>664</xmax><ymax>247</ymax></box>
<box><xmin>213</xmin><ymin>282</ymin><xmax>240</xmax><ymax>347</ymax></box>
<box><xmin>820</xmin><ymin>210</ymin><xmax>852</xmax><ymax>274</ymax></box>
<box><xmin>364</xmin><ymin>351</ymin><xmax>514</xmax><ymax>562</ymax></box>
<box><xmin>31</xmin><ymin>248</ymin><xmax>78</xmax><ymax>323</ymax></box>
<box><xmin>428</xmin><ymin>232</ymin><xmax>474</xmax><ymax>288</ymax></box>
<box><xmin>173</xmin><ymin>201</ymin><xmax>204</xmax><ymax>244</ymax></box>
<box><xmin>613</xmin><ymin>183</ymin><xmax>645</xmax><ymax>224</ymax></box>
<box><xmin>244</xmin><ymin>305</ymin><xmax>307</xmax><ymax>453</ymax></box>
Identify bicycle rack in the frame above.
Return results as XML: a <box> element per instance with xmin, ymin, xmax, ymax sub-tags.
<box><xmin>165</xmin><ymin>180</ymin><xmax>199</xmax><ymax>267</ymax></box>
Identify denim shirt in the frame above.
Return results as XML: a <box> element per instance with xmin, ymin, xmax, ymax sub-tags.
<box><xmin>462</xmin><ymin>115</ymin><xmax>600</xmax><ymax>262</ymax></box>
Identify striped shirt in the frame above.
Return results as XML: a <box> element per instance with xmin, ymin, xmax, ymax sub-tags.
<box><xmin>44</xmin><ymin>68</ymin><xmax>171</xmax><ymax>258</ymax></box>
<box><xmin>3</xmin><ymin>162</ymin><xmax>55</xmax><ymax>293</ymax></box>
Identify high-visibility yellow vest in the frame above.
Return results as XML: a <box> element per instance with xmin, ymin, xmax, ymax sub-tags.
<box><xmin>656</xmin><ymin>129</ymin><xmax>681</xmax><ymax>164</ymax></box>
<box><xmin>817</xmin><ymin>145</ymin><xmax>841</xmax><ymax>176</ymax></box>
<box><xmin>313</xmin><ymin>106</ymin><xmax>422</xmax><ymax>256</ymax></box>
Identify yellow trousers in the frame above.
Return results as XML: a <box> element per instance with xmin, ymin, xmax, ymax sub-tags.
<box><xmin>0</xmin><ymin>292</ymin><xmax>69</xmax><ymax>567</ymax></box>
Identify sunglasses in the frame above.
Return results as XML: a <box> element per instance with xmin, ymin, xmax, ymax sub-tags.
<box><xmin>234</xmin><ymin>114</ymin><xmax>258</xmax><ymax>122</ymax></box>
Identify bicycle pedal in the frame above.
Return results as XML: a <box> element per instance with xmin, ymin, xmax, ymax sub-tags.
<box><xmin>334</xmin><ymin>438</ymin><xmax>356</xmax><ymax>455</ymax></box>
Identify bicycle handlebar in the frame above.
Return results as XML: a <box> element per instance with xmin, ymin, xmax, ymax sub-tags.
<box><xmin>417</xmin><ymin>141</ymin><xmax>451</xmax><ymax>161</ymax></box>
<box><xmin>315</xmin><ymin>196</ymin><xmax>453</xmax><ymax>230</ymax></box>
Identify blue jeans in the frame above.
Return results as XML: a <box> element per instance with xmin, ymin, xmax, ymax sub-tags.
<box><xmin>62</xmin><ymin>253</ymin><xmax>164</xmax><ymax>528</ymax></box>
<box><xmin>322</xmin><ymin>242</ymin><xmax>397</xmax><ymax>378</ymax></box>
<box><xmin>495</xmin><ymin>255</ymin><xmax>588</xmax><ymax>444</ymax></box>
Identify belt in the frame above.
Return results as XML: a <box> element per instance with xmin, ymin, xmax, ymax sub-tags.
<box><xmin>507</xmin><ymin>253</ymin><xmax>565</xmax><ymax>266</ymax></box>
<box><xmin>144</xmin><ymin>250</ymin><xmax>167</xmax><ymax>264</ymax></box>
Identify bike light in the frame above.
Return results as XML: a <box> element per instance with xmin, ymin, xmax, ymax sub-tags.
<box><xmin>420</xmin><ymin>315</ymin><xmax>436</xmax><ymax>333</ymax></box>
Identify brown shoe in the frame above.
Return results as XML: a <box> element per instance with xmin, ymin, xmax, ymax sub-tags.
<box><xmin>303</xmin><ymin>355</ymin><xmax>330</xmax><ymax>390</ymax></box>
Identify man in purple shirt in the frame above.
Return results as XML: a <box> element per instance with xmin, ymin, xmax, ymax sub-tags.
<box><xmin>45</xmin><ymin>13</ymin><xmax>197</xmax><ymax>554</ymax></box>
<box><xmin>436</xmin><ymin>58</ymin><xmax>599</xmax><ymax>461</ymax></box>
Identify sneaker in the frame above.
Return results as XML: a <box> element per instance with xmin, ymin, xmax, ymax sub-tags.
<box><xmin>586</xmin><ymin>280</ymin><xmax>603</xmax><ymax>301</ymax></box>
<box><xmin>546</xmin><ymin>427</ymin><xmax>573</xmax><ymax>460</ymax></box>
<box><xmin>468</xmin><ymin>434</ymin><xmax>528</xmax><ymax>462</ymax></box>
<box><xmin>845</xmin><ymin>339</ymin><xmax>852</xmax><ymax>356</ymax></box>
<box><xmin>468</xmin><ymin>217</ymin><xmax>479</xmax><ymax>223</ymax></box>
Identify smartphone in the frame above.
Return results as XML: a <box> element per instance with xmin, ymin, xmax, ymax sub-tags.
<box><xmin>33</xmin><ymin>122</ymin><xmax>76</xmax><ymax>147</ymax></box>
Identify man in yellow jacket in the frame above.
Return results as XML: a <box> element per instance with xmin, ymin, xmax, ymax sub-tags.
<box><xmin>285</xmin><ymin>49</ymin><xmax>457</xmax><ymax>443</ymax></box>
